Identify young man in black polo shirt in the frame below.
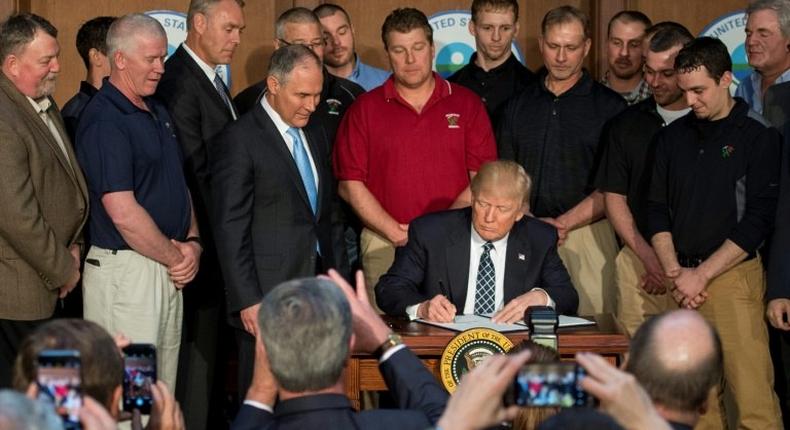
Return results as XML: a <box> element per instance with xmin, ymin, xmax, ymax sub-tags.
<box><xmin>647</xmin><ymin>37</ymin><xmax>782</xmax><ymax>429</ymax></box>
<box><xmin>498</xmin><ymin>6</ymin><xmax>626</xmax><ymax>316</ymax></box>
<box><xmin>596</xmin><ymin>24</ymin><xmax>692</xmax><ymax>336</ymax></box>
<box><xmin>448</xmin><ymin>0</ymin><xmax>534</xmax><ymax>129</ymax></box>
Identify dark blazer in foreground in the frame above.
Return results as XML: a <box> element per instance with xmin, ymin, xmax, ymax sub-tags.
<box><xmin>230</xmin><ymin>347</ymin><xmax>448</xmax><ymax>430</ymax></box>
<box><xmin>376</xmin><ymin>208</ymin><xmax>578</xmax><ymax>316</ymax></box>
<box><xmin>768</xmin><ymin>122</ymin><xmax>790</xmax><ymax>301</ymax></box>
<box><xmin>210</xmin><ymin>102</ymin><xmax>339</xmax><ymax>320</ymax></box>
<box><xmin>0</xmin><ymin>73</ymin><xmax>89</xmax><ymax>320</ymax></box>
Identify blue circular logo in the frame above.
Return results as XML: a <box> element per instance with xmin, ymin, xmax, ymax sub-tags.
<box><xmin>700</xmin><ymin>10</ymin><xmax>747</xmax><ymax>92</ymax></box>
<box><xmin>429</xmin><ymin>10</ymin><xmax>525</xmax><ymax>79</ymax></box>
<box><xmin>436</xmin><ymin>43</ymin><xmax>475</xmax><ymax>76</ymax></box>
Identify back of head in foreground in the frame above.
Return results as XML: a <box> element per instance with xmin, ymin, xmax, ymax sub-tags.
<box><xmin>258</xmin><ymin>277</ymin><xmax>352</xmax><ymax>393</ymax></box>
<box><xmin>12</xmin><ymin>318</ymin><xmax>124</xmax><ymax>414</ymax></box>
<box><xmin>0</xmin><ymin>389</ymin><xmax>62</xmax><ymax>430</ymax></box>
<box><xmin>625</xmin><ymin>309</ymin><xmax>723</xmax><ymax>425</ymax></box>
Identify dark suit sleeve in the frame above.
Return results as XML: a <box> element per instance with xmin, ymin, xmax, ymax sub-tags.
<box><xmin>157</xmin><ymin>74</ymin><xmax>211</xmax><ymax>195</ymax></box>
<box><xmin>210</xmin><ymin>129</ymin><xmax>261</xmax><ymax>314</ymax></box>
<box><xmin>379</xmin><ymin>347</ymin><xmax>449</xmax><ymax>424</ymax></box>
<box><xmin>768</xmin><ymin>126</ymin><xmax>790</xmax><ymax>300</ymax></box>
<box><xmin>375</xmin><ymin>222</ymin><xmax>430</xmax><ymax>316</ymax></box>
<box><xmin>538</xmin><ymin>229</ymin><xmax>579</xmax><ymax>315</ymax></box>
<box><xmin>230</xmin><ymin>404</ymin><xmax>274</xmax><ymax>430</ymax></box>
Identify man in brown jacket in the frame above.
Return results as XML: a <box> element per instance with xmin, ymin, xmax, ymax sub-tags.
<box><xmin>0</xmin><ymin>13</ymin><xmax>88</xmax><ymax>387</ymax></box>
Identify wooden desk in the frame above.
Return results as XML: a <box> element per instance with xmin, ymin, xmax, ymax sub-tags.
<box><xmin>343</xmin><ymin>314</ymin><xmax>629</xmax><ymax>409</ymax></box>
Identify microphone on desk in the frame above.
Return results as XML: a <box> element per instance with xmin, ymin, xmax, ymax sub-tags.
<box><xmin>526</xmin><ymin>306</ymin><xmax>559</xmax><ymax>351</ymax></box>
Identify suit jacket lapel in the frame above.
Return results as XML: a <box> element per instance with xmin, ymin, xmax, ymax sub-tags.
<box><xmin>504</xmin><ymin>220</ymin><xmax>532</xmax><ymax>303</ymax></box>
<box><xmin>174</xmin><ymin>46</ymin><xmax>236</xmax><ymax>119</ymax></box>
<box><xmin>446</xmin><ymin>209</ymin><xmax>472</xmax><ymax>309</ymax></box>
<box><xmin>302</xmin><ymin>125</ymin><xmax>326</xmax><ymax>219</ymax></box>
<box><xmin>0</xmin><ymin>75</ymin><xmax>80</xmax><ymax>189</ymax></box>
<box><xmin>253</xmin><ymin>106</ymin><xmax>314</xmax><ymax>216</ymax></box>
<box><xmin>47</xmin><ymin>102</ymin><xmax>88</xmax><ymax>202</ymax></box>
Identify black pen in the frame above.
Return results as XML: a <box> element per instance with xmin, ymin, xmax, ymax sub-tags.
<box><xmin>438</xmin><ymin>279</ymin><xmax>456</xmax><ymax>322</ymax></box>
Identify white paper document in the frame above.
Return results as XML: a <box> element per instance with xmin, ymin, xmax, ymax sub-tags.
<box><xmin>416</xmin><ymin>314</ymin><xmax>596</xmax><ymax>333</ymax></box>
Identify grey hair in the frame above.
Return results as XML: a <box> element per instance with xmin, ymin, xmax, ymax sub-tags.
<box><xmin>747</xmin><ymin>0</ymin><xmax>790</xmax><ymax>37</ymax></box>
<box><xmin>275</xmin><ymin>7</ymin><xmax>320</xmax><ymax>40</ymax></box>
<box><xmin>258</xmin><ymin>277</ymin><xmax>352</xmax><ymax>392</ymax></box>
<box><xmin>0</xmin><ymin>390</ymin><xmax>62</xmax><ymax>430</ymax></box>
<box><xmin>187</xmin><ymin>0</ymin><xmax>245</xmax><ymax>31</ymax></box>
<box><xmin>106</xmin><ymin>13</ymin><xmax>166</xmax><ymax>60</ymax></box>
<box><xmin>0</xmin><ymin>13</ymin><xmax>57</xmax><ymax>63</ymax></box>
<box><xmin>267</xmin><ymin>44</ymin><xmax>321</xmax><ymax>87</ymax></box>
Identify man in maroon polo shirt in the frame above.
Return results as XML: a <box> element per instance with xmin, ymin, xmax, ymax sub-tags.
<box><xmin>333</xmin><ymin>7</ymin><xmax>497</xmax><ymax>308</ymax></box>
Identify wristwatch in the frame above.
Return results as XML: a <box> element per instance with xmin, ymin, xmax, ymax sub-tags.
<box><xmin>373</xmin><ymin>332</ymin><xmax>403</xmax><ymax>359</ymax></box>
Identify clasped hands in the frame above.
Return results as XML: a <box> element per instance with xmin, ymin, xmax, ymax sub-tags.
<box><xmin>168</xmin><ymin>239</ymin><xmax>202</xmax><ymax>289</ymax></box>
<box><xmin>665</xmin><ymin>266</ymin><xmax>710</xmax><ymax>309</ymax></box>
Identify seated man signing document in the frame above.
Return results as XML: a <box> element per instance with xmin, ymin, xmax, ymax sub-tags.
<box><xmin>375</xmin><ymin>161</ymin><xmax>579</xmax><ymax>323</ymax></box>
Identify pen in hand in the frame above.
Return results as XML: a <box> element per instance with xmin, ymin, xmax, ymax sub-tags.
<box><xmin>438</xmin><ymin>279</ymin><xmax>456</xmax><ymax>323</ymax></box>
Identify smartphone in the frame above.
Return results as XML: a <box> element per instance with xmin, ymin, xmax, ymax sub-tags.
<box><xmin>506</xmin><ymin>362</ymin><xmax>590</xmax><ymax>408</ymax></box>
<box><xmin>122</xmin><ymin>343</ymin><xmax>157</xmax><ymax>414</ymax></box>
<box><xmin>37</xmin><ymin>349</ymin><xmax>82</xmax><ymax>430</ymax></box>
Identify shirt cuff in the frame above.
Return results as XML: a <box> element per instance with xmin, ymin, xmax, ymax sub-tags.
<box><xmin>379</xmin><ymin>343</ymin><xmax>407</xmax><ymax>363</ymax></box>
<box><xmin>529</xmin><ymin>287</ymin><xmax>555</xmax><ymax>308</ymax></box>
<box><xmin>405</xmin><ymin>303</ymin><xmax>420</xmax><ymax>320</ymax></box>
<box><xmin>243</xmin><ymin>400</ymin><xmax>273</xmax><ymax>413</ymax></box>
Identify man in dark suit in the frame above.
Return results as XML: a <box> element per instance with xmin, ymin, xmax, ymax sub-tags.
<box><xmin>211</xmin><ymin>44</ymin><xmax>341</xmax><ymax>397</ymax></box>
<box><xmin>155</xmin><ymin>0</ymin><xmax>244</xmax><ymax>427</ymax></box>
<box><xmin>376</xmin><ymin>161</ymin><xmax>578</xmax><ymax>323</ymax></box>
<box><xmin>233</xmin><ymin>7</ymin><xmax>362</xmax><ymax>143</ymax></box>
<box><xmin>231</xmin><ymin>271</ymin><xmax>448</xmax><ymax>430</ymax></box>
<box><xmin>0</xmin><ymin>13</ymin><xmax>88</xmax><ymax>387</ymax></box>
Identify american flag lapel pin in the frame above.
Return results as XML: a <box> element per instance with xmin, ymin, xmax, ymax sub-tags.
<box><xmin>518</xmin><ymin>253</ymin><xmax>525</xmax><ymax>261</ymax></box>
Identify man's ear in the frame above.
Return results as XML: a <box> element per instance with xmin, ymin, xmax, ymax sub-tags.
<box><xmin>349</xmin><ymin>332</ymin><xmax>357</xmax><ymax>354</ymax></box>
<box><xmin>194</xmin><ymin>12</ymin><xmax>208</xmax><ymax>35</ymax></box>
<box><xmin>267</xmin><ymin>75</ymin><xmax>280</xmax><ymax>95</ymax></box>
<box><xmin>111</xmin><ymin>385</ymin><xmax>123</xmax><ymax>419</ymax></box>
<box><xmin>719</xmin><ymin>70</ymin><xmax>733</xmax><ymax>88</ymax></box>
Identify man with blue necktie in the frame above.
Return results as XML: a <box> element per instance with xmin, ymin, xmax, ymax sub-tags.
<box><xmin>210</xmin><ymin>44</ymin><xmax>342</xmax><ymax>397</ymax></box>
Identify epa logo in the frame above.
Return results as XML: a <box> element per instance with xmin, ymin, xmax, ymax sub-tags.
<box><xmin>145</xmin><ymin>10</ymin><xmax>232</xmax><ymax>86</ymax></box>
<box><xmin>428</xmin><ymin>10</ymin><xmax>524</xmax><ymax>78</ymax></box>
<box><xmin>700</xmin><ymin>10</ymin><xmax>748</xmax><ymax>94</ymax></box>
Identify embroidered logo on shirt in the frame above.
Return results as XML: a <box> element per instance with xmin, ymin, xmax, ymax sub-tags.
<box><xmin>326</xmin><ymin>98</ymin><xmax>342</xmax><ymax>115</ymax></box>
<box><xmin>721</xmin><ymin>145</ymin><xmax>735</xmax><ymax>158</ymax></box>
<box><xmin>518</xmin><ymin>253</ymin><xmax>526</xmax><ymax>261</ymax></box>
<box><xmin>446</xmin><ymin>113</ymin><xmax>460</xmax><ymax>128</ymax></box>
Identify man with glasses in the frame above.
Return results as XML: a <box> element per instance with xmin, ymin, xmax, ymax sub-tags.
<box><xmin>234</xmin><ymin>7</ymin><xmax>363</xmax><ymax>143</ymax></box>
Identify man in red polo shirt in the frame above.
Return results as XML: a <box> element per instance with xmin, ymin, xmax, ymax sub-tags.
<box><xmin>334</xmin><ymin>7</ymin><xmax>496</xmax><ymax>307</ymax></box>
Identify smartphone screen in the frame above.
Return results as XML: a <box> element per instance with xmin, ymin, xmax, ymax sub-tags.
<box><xmin>37</xmin><ymin>349</ymin><xmax>82</xmax><ymax>430</ymax></box>
<box><xmin>512</xmin><ymin>363</ymin><xmax>590</xmax><ymax>408</ymax></box>
<box><xmin>123</xmin><ymin>344</ymin><xmax>157</xmax><ymax>414</ymax></box>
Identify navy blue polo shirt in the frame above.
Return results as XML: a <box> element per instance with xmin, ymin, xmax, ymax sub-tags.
<box><xmin>75</xmin><ymin>80</ymin><xmax>191</xmax><ymax>250</ymax></box>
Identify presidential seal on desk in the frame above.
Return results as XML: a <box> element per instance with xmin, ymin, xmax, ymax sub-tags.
<box><xmin>440</xmin><ymin>327</ymin><xmax>513</xmax><ymax>392</ymax></box>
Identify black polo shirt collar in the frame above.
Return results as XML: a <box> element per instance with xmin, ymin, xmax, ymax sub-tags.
<box><xmin>536</xmin><ymin>67</ymin><xmax>594</xmax><ymax>97</ymax></box>
<box><xmin>100</xmin><ymin>78</ymin><xmax>159</xmax><ymax>116</ymax></box>
<box><xmin>465</xmin><ymin>52</ymin><xmax>523</xmax><ymax>79</ymax></box>
<box><xmin>78</xmin><ymin>81</ymin><xmax>99</xmax><ymax>99</ymax></box>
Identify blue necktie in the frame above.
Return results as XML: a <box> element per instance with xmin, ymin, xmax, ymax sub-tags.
<box><xmin>286</xmin><ymin>127</ymin><xmax>318</xmax><ymax>215</ymax></box>
<box><xmin>474</xmin><ymin>241</ymin><xmax>496</xmax><ymax>315</ymax></box>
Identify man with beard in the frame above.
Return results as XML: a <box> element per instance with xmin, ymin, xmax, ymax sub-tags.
<box><xmin>595</xmin><ymin>24</ymin><xmax>693</xmax><ymax>336</ymax></box>
<box><xmin>314</xmin><ymin>3</ymin><xmax>390</xmax><ymax>91</ymax></box>
<box><xmin>0</xmin><ymin>13</ymin><xmax>88</xmax><ymax>388</ymax></box>
<box><xmin>601</xmin><ymin>11</ymin><xmax>652</xmax><ymax>105</ymax></box>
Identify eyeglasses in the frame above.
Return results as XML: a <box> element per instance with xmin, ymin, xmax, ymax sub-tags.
<box><xmin>277</xmin><ymin>38</ymin><xmax>325</xmax><ymax>51</ymax></box>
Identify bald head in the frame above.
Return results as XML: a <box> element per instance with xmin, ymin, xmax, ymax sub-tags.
<box><xmin>625</xmin><ymin>310</ymin><xmax>723</xmax><ymax>414</ymax></box>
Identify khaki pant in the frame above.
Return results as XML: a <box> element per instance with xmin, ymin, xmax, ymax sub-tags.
<box><xmin>694</xmin><ymin>257</ymin><xmax>782</xmax><ymax>430</ymax></box>
<box><xmin>557</xmin><ymin>219</ymin><xmax>619</xmax><ymax>315</ymax></box>
<box><xmin>614</xmin><ymin>246</ymin><xmax>676</xmax><ymax>336</ymax></box>
<box><xmin>82</xmin><ymin>246</ymin><xmax>183</xmax><ymax>390</ymax></box>
<box><xmin>360</xmin><ymin>228</ymin><xmax>395</xmax><ymax>313</ymax></box>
